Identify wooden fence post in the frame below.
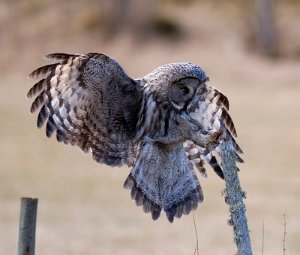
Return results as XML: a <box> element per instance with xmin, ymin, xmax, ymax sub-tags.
<box><xmin>17</xmin><ymin>197</ymin><xmax>38</xmax><ymax>255</ymax></box>
<box><xmin>220</xmin><ymin>141</ymin><xmax>253</xmax><ymax>255</ymax></box>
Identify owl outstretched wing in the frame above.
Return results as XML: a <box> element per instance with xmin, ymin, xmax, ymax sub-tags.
<box><xmin>184</xmin><ymin>83</ymin><xmax>243</xmax><ymax>178</ymax></box>
<box><xmin>28</xmin><ymin>53</ymin><xmax>142</xmax><ymax>166</ymax></box>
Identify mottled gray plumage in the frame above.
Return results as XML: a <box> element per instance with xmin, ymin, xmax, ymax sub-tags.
<box><xmin>28</xmin><ymin>52</ymin><xmax>242</xmax><ymax>222</ymax></box>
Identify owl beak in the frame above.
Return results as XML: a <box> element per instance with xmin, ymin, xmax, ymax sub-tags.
<box><xmin>171</xmin><ymin>101</ymin><xmax>184</xmax><ymax>110</ymax></box>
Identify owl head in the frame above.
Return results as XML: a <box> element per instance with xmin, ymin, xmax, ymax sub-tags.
<box><xmin>143</xmin><ymin>63</ymin><xmax>208</xmax><ymax>111</ymax></box>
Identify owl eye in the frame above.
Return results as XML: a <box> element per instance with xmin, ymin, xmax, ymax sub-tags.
<box><xmin>180</xmin><ymin>86</ymin><xmax>189</xmax><ymax>94</ymax></box>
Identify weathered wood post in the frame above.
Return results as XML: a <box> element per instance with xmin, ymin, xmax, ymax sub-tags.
<box><xmin>17</xmin><ymin>197</ymin><xmax>38</xmax><ymax>255</ymax></box>
<box><xmin>220</xmin><ymin>140</ymin><xmax>252</xmax><ymax>255</ymax></box>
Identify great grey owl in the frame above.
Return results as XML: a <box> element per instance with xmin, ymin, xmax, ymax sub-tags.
<box><xmin>27</xmin><ymin>53</ymin><xmax>242</xmax><ymax>222</ymax></box>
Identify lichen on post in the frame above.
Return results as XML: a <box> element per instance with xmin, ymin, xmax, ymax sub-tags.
<box><xmin>220</xmin><ymin>140</ymin><xmax>252</xmax><ymax>255</ymax></box>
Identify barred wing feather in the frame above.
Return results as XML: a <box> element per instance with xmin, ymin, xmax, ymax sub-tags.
<box><xmin>185</xmin><ymin>84</ymin><xmax>243</xmax><ymax>178</ymax></box>
<box><xmin>28</xmin><ymin>53</ymin><xmax>142</xmax><ymax>166</ymax></box>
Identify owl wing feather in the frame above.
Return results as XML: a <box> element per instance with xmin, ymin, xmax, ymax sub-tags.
<box><xmin>185</xmin><ymin>83</ymin><xmax>243</xmax><ymax>178</ymax></box>
<box><xmin>28</xmin><ymin>53</ymin><xmax>142</xmax><ymax>166</ymax></box>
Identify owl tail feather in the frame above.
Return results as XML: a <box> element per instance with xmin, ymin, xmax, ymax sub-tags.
<box><xmin>164</xmin><ymin>184</ymin><xmax>203</xmax><ymax>222</ymax></box>
<box><xmin>124</xmin><ymin>142</ymin><xmax>204</xmax><ymax>223</ymax></box>
<box><xmin>124</xmin><ymin>174</ymin><xmax>162</xmax><ymax>220</ymax></box>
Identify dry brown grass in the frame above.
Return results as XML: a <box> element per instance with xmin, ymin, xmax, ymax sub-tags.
<box><xmin>0</xmin><ymin>1</ymin><xmax>300</xmax><ymax>254</ymax></box>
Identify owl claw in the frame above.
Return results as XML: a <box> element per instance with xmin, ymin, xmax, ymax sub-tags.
<box><xmin>205</xmin><ymin>130</ymin><xmax>223</xmax><ymax>149</ymax></box>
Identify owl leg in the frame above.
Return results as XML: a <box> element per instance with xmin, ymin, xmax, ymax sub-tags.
<box><xmin>190</xmin><ymin>130</ymin><xmax>223</xmax><ymax>150</ymax></box>
<box><xmin>177</xmin><ymin>113</ymin><xmax>223</xmax><ymax>149</ymax></box>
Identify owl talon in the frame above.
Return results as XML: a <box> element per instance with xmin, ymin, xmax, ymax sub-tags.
<box><xmin>205</xmin><ymin>130</ymin><xmax>223</xmax><ymax>149</ymax></box>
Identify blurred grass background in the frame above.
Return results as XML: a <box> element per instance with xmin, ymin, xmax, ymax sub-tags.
<box><xmin>0</xmin><ymin>0</ymin><xmax>300</xmax><ymax>254</ymax></box>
